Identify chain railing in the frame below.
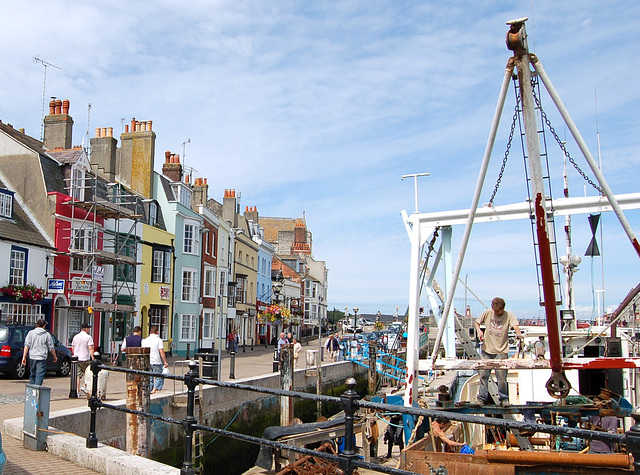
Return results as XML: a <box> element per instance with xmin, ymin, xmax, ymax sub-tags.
<box><xmin>85</xmin><ymin>359</ymin><xmax>640</xmax><ymax>475</ymax></box>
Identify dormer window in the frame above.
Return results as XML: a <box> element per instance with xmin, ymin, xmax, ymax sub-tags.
<box><xmin>149</xmin><ymin>201</ymin><xmax>158</xmax><ymax>226</ymax></box>
<box><xmin>0</xmin><ymin>189</ymin><xmax>14</xmax><ymax>219</ymax></box>
<box><xmin>171</xmin><ymin>183</ymin><xmax>192</xmax><ymax>208</ymax></box>
<box><xmin>71</xmin><ymin>166</ymin><xmax>85</xmax><ymax>201</ymax></box>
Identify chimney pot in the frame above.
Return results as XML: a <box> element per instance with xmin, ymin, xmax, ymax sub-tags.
<box><xmin>101</xmin><ymin>127</ymin><xmax>107</xmax><ymax>138</ymax></box>
<box><xmin>165</xmin><ymin>151</ymin><xmax>171</xmax><ymax>163</ymax></box>
<box><xmin>174</xmin><ymin>154</ymin><xmax>180</xmax><ymax>163</ymax></box>
<box><xmin>62</xmin><ymin>99</ymin><xmax>69</xmax><ymax>115</ymax></box>
<box><xmin>107</xmin><ymin>127</ymin><xmax>113</xmax><ymax>137</ymax></box>
<box><xmin>185</xmin><ymin>174</ymin><xmax>190</xmax><ymax>184</ymax></box>
<box><xmin>125</xmin><ymin>125</ymin><xmax>129</xmax><ymax>133</ymax></box>
<box><xmin>54</xmin><ymin>99</ymin><xmax>62</xmax><ymax>115</ymax></box>
<box><xmin>147</xmin><ymin>120</ymin><xmax>152</xmax><ymax>131</ymax></box>
<box><xmin>232</xmin><ymin>189</ymin><xmax>236</xmax><ymax>198</ymax></box>
<box><xmin>135</xmin><ymin>121</ymin><xmax>141</xmax><ymax>132</ymax></box>
<box><xmin>204</xmin><ymin>178</ymin><xmax>207</xmax><ymax>185</ymax></box>
<box><xmin>49</xmin><ymin>100</ymin><xmax>56</xmax><ymax>115</ymax></box>
<box><xmin>130</xmin><ymin>118</ymin><xmax>136</xmax><ymax>132</ymax></box>
<box><xmin>95</xmin><ymin>128</ymin><xmax>101</xmax><ymax>137</ymax></box>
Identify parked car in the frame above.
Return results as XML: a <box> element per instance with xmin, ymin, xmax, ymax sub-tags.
<box><xmin>0</xmin><ymin>431</ymin><xmax>5</xmax><ymax>475</ymax></box>
<box><xmin>0</xmin><ymin>323</ymin><xmax>72</xmax><ymax>379</ymax></box>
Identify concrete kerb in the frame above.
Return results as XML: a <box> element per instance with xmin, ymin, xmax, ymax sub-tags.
<box><xmin>3</xmin><ymin>415</ymin><xmax>179</xmax><ymax>475</ymax></box>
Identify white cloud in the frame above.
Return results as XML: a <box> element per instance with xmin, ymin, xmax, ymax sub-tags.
<box><xmin>0</xmin><ymin>0</ymin><xmax>638</xmax><ymax>317</ymax></box>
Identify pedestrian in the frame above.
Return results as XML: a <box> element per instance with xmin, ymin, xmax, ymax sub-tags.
<box><xmin>325</xmin><ymin>333</ymin><xmax>339</xmax><ymax>361</ymax></box>
<box><xmin>71</xmin><ymin>322</ymin><xmax>95</xmax><ymax>395</ymax></box>
<box><xmin>227</xmin><ymin>330</ymin><xmax>234</xmax><ymax>353</ymax></box>
<box><xmin>142</xmin><ymin>325</ymin><xmax>168</xmax><ymax>394</ymax></box>
<box><xmin>473</xmin><ymin>297</ymin><xmax>523</xmax><ymax>406</ymax></box>
<box><xmin>292</xmin><ymin>337</ymin><xmax>302</xmax><ymax>368</ymax></box>
<box><xmin>277</xmin><ymin>332</ymin><xmax>288</xmax><ymax>357</ymax></box>
<box><xmin>233</xmin><ymin>329</ymin><xmax>239</xmax><ymax>353</ymax></box>
<box><xmin>21</xmin><ymin>319</ymin><xmax>57</xmax><ymax>386</ymax></box>
<box><xmin>383</xmin><ymin>414</ymin><xmax>404</xmax><ymax>458</ymax></box>
<box><xmin>121</xmin><ymin>325</ymin><xmax>143</xmax><ymax>350</ymax></box>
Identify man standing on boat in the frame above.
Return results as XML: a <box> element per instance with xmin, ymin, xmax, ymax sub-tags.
<box><xmin>474</xmin><ymin>297</ymin><xmax>523</xmax><ymax>407</ymax></box>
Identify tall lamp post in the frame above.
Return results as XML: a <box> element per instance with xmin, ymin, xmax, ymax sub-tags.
<box><xmin>353</xmin><ymin>306</ymin><xmax>359</xmax><ymax>349</ymax></box>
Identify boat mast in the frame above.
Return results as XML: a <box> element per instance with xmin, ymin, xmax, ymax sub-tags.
<box><xmin>507</xmin><ymin>19</ymin><xmax>568</xmax><ymax>396</ymax></box>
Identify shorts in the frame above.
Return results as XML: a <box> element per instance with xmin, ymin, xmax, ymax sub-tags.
<box><xmin>78</xmin><ymin>360</ymin><xmax>91</xmax><ymax>379</ymax></box>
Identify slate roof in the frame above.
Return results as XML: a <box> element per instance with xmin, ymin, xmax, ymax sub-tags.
<box><xmin>0</xmin><ymin>178</ymin><xmax>53</xmax><ymax>249</ymax></box>
<box><xmin>0</xmin><ymin>121</ymin><xmax>47</xmax><ymax>156</ymax></box>
<box><xmin>48</xmin><ymin>148</ymin><xmax>83</xmax><ymax>165</ymax></box>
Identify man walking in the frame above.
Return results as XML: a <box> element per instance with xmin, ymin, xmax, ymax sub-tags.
<box><xmin>142</xmin><ymin>325</ymin><xmax>168</xmax><ymax>394</ymax></box>
<box><xmin>325</xmin><ymin>333</ymin><xmax>340</xmax><ymax>361</ymax></box>
<box><xmin>72</xmin><ymin>322</ymin><xmax>94</xmax><ymax>394</ymax></box>
<box><xmin>121</xmin><ymin>326</ymin><xmax>143</xmax><ymax>350</ymax></box>
<box><xmin>474</xmin><ymin>297</ymin><xmax>523</xmax><ymax>406</ymax></box>
<box><xmin>22</xmin><ymin>319</ymin><xmax>57</xmax><ymax>386</ymax></box>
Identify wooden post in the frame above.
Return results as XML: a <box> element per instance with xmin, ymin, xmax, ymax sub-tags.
<box><xmin>368</xmin><ymin>341</ymin><xmax>377</xmax><ymax>395</ymax></box>
<box><xmin>280</xmin><ymin>343</ymin><xmax>294</xmax><ymax>427</ymax></box>
<box><xmin>125</xmin><ymin>347</ymin><xmax>150</xmax><ymax>457</ymax></box>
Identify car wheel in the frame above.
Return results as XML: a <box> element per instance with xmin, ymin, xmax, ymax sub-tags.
<box><xmin>57</xmin><ymin>357</ymin><xmax>71</xmax><ymax>377</ymax></box>
<box><xmin>13</xmin><ymin>360</ymin><xmax>28</xmax><ymax>379</ymax></box>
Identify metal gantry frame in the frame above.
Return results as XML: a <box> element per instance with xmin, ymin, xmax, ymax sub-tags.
<box><xmin>402</xmin><ymin>18</ymin><xmax>640</xmax><ymax>406</ymax></box>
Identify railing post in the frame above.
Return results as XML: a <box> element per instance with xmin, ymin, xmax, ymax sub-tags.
<box><xmin>69</xmin><ymin>356</ymin><xmax>78</xmax><ymax>398</ymax></box>
<box><xmin>338</xmin><ymin>377</ymin><xmax>358</xmax><ymax>475</ymax></box>
<box><xmin>86</xmin><ymin>352</ymin><xmax>101</xmax><ymax>448</ymax></box>
<box><xmin>625</xmin><ymin>406</ymin><xmax>640</xmax><ymax>474</ymax></box>
<box><xmin>181</xmin><ymin>360</ymin><xmax>198</xmax><ymax>475</ymax></box>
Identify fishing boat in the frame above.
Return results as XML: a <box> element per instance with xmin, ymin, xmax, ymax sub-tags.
<box><xmin>393</xmin><ymin>17</ymin><xmax>640</xmax><ymax>474</ymax></box>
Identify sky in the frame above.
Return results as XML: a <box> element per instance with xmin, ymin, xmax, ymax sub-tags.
<box><xmin>0</xmin><ymin>1</ymin><xmax>638</xmax><ymax>320</ymax></box>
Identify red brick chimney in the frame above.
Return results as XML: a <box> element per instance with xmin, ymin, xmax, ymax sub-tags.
<box><xmin>43</xmin><ymin>98</ymin><xmax>74</xmax><ymax>150</ymax></box>
<box><xmin>162</xmin><ymin>151</ymin><xmax>183</xmax><ymax>182</ymax></box>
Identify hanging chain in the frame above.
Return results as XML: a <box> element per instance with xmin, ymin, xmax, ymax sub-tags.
<box><xmin>488</xmin><ymin>94</ymin><xmax>520</xmax><ymax>207</ymax></box>
<box><xmin>531</xmin><ymin>87</ymin><xmax>603</xmax><ymax>194</ymax></box>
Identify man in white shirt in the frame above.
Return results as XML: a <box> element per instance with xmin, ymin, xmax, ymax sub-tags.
<box><xmin>71</xmin><ymin>322</ymin><xmax>94</xmax><ymax>394</ymax></box>
<box><xmin>142</xmin><ymin>325</ymin><xmax>168</xmax><ymax>393</ymax></box>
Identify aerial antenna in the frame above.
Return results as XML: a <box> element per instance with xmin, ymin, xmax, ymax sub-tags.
<box><xmin>85</xmin><ymin>103</ymin><xmax>92</xmax><ymax>152</ymax></box>
<box><xmin>33</xmin><ymin>55</ymin><xmax>61</xmax><ymax>140</ymax></box>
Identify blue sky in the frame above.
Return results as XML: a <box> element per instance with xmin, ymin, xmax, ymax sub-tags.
<box><xmin>1</xmin><ymin>1</ymin><xmax>638</xmax><ymax>320</ymax></box>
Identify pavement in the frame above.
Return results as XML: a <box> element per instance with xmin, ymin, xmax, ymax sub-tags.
<box><xmin>0</xmin><ymin>338</ymin><xmax>327</xmax><ymax>474</ymax></box>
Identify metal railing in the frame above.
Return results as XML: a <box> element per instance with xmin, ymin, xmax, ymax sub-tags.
<box><xmin>84</xmin><ymin>359</ymin><xmax>640</xmax><ymax>475</ymax></box>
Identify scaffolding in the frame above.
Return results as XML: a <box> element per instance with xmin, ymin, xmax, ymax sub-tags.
<box><xmin>63</xmin><ymin>172</ymin><xmax>142</xmax><ymax>358</ymax></box>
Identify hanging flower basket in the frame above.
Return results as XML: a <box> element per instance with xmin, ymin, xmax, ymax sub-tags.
<box><xmin>0</xmin><ymin>284</ymin><xmax>46</xmax><ymax>303</ymax></box>
<box><xmin>258</xmin><ymin>304</ymin><xmax>292</xmax><ymax>325</ymax></box>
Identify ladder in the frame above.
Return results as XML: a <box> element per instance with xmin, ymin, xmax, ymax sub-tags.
<box><xmin>193</xmin><ymin>430</ymin><xmax>204</xmax><ymax>474</ymax></box>
<box><xmin>487</xmin><ymin>380</ymin><xmax>533</xmax><ymax>451</ymax></box>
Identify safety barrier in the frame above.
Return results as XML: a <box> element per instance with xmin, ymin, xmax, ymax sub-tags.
<box><xmin>84</xmin><ymin>359</ymin><xmax>640</xmax><ymax>475</ymax></box>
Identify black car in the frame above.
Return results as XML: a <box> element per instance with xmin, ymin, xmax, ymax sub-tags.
<box><xmin>0</xmin><ymin>324</ymin><xmax>72</xmax><ymax>379</ymax></box>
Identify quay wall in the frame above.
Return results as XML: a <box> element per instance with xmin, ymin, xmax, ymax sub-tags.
<box><xmin>6</xmin><ymin>361</ymin><xmax>365</xmax><ymax>454</ymax></box>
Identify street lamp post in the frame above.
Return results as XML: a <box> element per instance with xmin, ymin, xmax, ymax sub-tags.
<box><xmin>353</xmin><ymin>306</ymin><xmax>359</xmax><ymax>357</ymax></box>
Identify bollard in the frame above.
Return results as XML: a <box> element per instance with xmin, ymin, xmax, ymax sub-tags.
<box><xmin>186</xmin><ymin>343</ymin><xmax>190</xmax><ymax>359</ymax></box>
<box><xmin>229</xmin><ymin>350</ymin><xmax>236</xmax><ymax>379</ymax></box>
<box><xmin>86</xmin><ymin>352</ymin><xmax>101</xmax><ymax>448</ymax></box>
<box><xmin>181</xmin><ymin>360</ymin><xmax>198</xmax><ymax>475</ymax></box>
<box><xmin>69</xmin><ymin>356</ymin><xmax>79</xmax><ymax>398</ymax></box>
<box><xmin>625</xmin><ymin>406</ymin><xmax>640</xmax><ymax>474</ymax></box>
<box><xmin>273</xmin><ymin>349</ymin><xmax>279</xmax><ymax>372</ymax></box>
<box><xmin>338</xmin><ymin>378</ymin><xmax>359</xmax><ymax>475</ymax></box>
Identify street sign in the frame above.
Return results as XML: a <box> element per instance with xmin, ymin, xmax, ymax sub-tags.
<box><xmin>47</xmin><ymin>279</ymin><xmax>65</xmax><ymax>294</ymax></box>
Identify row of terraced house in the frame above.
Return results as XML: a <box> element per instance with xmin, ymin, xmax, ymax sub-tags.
<box><xmin>0</xmin><ymin>98</ymin><xmax>328</xmax><ymax>358</ymax></box>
